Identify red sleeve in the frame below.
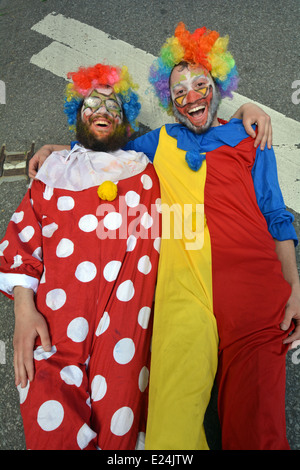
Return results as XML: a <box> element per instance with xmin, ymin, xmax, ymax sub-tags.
<box><xmin>0</xmin><ymin>180</ymin><xmax>45</xmax><ymax>283</ymax></box>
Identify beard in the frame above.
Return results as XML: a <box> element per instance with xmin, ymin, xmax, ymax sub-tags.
<box><xmin>172</xmin><ymin>86</ymin><xmax>221</xmax><ymax>135</ymax></box>
<box><xmin>76</xmin><ymin>114</ymin><xmax>130</xmax><ymax>152</ymax></box>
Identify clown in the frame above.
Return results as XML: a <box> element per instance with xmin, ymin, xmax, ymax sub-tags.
<box><xmin>26</xmin><ymin>25</ymin><xmax>298</xmax><ymax>451</ymax></box>
<box><xmin>170</xmin><ymin>61</ymin><xmax>220</xmax><ymax>133</ymax></box>
<box><xmin>0</xmin><ymin>63</ymin><xmax>161</xmax><ymax>450</ymax></box>
<box><xmin>64</xmin><ymin>63</ymin><xmax>141</xmax><ymax>150</ymax></box>
<box><xmin>123</xmin><ymin>23</ymin><xmax>299</xmax><ymax>450</ymax></box>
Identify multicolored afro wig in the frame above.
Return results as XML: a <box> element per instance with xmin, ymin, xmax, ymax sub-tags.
<box><xmin>64</xmin><ymin>63</ymin><xmax>141</xmax><ymax>135</ymax></box>
<box><xmin>149</xmin><ymin>22</ymin><xmax>239</xmax><ymax>114</ymax></box>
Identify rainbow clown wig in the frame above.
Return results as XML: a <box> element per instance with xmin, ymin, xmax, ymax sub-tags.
<box><xmin>149</xmin><ymin>22</ymin><xmax>239</xmax><ymax>115</ymax></box>
<box><xmin>64</xmin><ymin>63</ymin><xmax>141</xmax><ymax>135</ymax></box>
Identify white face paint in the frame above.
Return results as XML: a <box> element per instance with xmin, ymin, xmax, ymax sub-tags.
<box><xmin>81</xmin><ymin>86</ymin><xmax>123</xmax><ymax>139</ymax></box>
<box><xmin>170</xmin><ymin>63</ymin><xmax>220</xmax><ymax>133</ymax></box>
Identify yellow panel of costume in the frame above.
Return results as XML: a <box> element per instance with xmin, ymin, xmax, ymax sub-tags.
<box><xmin>145</xmin><ymin>127</ymin><xmax>219</xmax><ymax>450</ymax></box>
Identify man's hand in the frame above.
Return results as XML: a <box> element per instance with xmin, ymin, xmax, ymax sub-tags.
<box><xmin>28</xmin><ymin>144</ymin><xmax>70</xmax><ymax>179</ymax></box>
<box><xmin>281</xmin><ymin>287</ymin><xmax>300</xmax><ymax>347</ymax></box>
<box><xmin>274</xmin><ymin>239</ymin><xmax>300</xmax><ymax>347</ymax></box>
<box><xmin>13</xmin><ymin>287</ymin><xmax>51</xmax><ymax>388</ymax></box>
<box><xmin>231</xmin><ymin>103</ymin><xmax>272</xmax><ymax>150</ymax></box>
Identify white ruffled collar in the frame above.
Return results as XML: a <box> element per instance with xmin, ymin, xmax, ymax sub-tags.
<box><xmin>35</xmin><ymin>144</ymin><xmax>150</xmax><ymax>191</ymax></box>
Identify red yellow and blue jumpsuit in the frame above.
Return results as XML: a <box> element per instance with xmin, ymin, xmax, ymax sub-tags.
<box><xmin>125</xmin><ymin>119</ymin><xmax>298</xmax><ymax>450</ymax></box>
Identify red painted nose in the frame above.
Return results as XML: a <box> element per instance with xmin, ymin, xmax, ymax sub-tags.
<box><xmin>185</xmin><ymin>89</ymin><xmax>202</xmax><ymax>104</ymax></box>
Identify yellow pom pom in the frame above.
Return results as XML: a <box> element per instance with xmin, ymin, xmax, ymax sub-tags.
<box><xmin>97</xmin><ymin>181</ymin><xmax>118</xmax><ymax>201</ymax></box>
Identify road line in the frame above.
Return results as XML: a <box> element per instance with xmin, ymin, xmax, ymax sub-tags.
<box><xmin>30</xmin><ymin>12</ymin><xmax>300</xmax><ymax>213</ymax></box>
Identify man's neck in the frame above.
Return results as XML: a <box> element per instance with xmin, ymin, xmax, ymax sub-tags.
<box><xmin>211</xmin><ymin>115</ymin><xmax>220</xmax><ymax>127</ymax></box>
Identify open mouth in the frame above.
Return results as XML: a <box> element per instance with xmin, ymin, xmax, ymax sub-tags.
<box><xmin>93</xmin><ymin>118</ymin><xmax>111</xmax><ymax>128</ymax></box>
<box><xmin>188</xmin><ymin>105</ymin><xmax>205</xmax><ymax>118</ymax></box>
<box><xmin>90</xmin><ymin>117</ymin><xmax>114</xmax><ymax>135</ymax></box>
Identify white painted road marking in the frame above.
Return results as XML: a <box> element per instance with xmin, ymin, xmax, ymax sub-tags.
<box><xmin>30</xmin><ymin>12</ymin><xmax>300</xmax><ymax>213</ymax></box>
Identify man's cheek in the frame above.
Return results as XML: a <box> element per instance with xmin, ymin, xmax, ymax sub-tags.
<box><xmin>113</xmin><ymin>114</ymin><xmax>123</xmax><ymax>126</ymax></box>
<box><xmin>175</xmin><ymin>103</ymin><xmax>189</xmax><ymax>118</ymax></box>
<box><xmin>81</xmin><ymin>109</ymin><xmax>92</xmax><ymax>123</ymax></box>
<box><xmin>206</xmin><ymin>89</ymin><xmax>213</xmax><ymax>106</ymax></box>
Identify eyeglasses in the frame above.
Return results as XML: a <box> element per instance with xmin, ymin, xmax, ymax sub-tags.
<box><xmin>82</xmin><ymin>95</ymin><xmax>122</xmax><ymax>115</ymax></box>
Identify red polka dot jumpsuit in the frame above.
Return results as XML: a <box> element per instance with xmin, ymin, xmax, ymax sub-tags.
<box><xmin>0</xmin><ymin>160</ymin><xmax>161</xmax><ymax>450</ymax></box>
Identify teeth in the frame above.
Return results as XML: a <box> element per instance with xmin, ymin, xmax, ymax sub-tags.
<box><xmin>94</xmin><ymin>120</ymin><xmax>109</xmax><ymax>127</ymax></box>
<box><xmin>188</xmin><ymin>105</ymin><xmax>205</xmax><ymax>114</ymax></box>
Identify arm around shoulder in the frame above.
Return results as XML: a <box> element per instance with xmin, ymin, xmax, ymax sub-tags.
<box><xmin>231</xmin><ymin>103</ymin><xmax>272</xmax><ymax>150</ymax></box>
<box><xmin>28</xmin><ymin>144</ymin><xmax>71</xmax><ymax>179</ymax></box>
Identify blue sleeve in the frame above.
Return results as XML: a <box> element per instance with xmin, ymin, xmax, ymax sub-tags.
<box><xmin>123</xmin><ymin>128</ymin><xmax>161</xmax><ymax>162</ymax></box>
<box><xmin>252</xmin><ymin>146</ymin><xmax>298</xmax><ymax>246</ymax></box>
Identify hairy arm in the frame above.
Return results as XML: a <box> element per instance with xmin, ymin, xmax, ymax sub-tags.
<box><xmin>231</xmin><ymin>103</ymin><xmax>272</xmax><ymax>150</ymax></box>
<box><xmin>13</xmin><ymin>286</ymin><xmax>51</xmax><ymax>387</ymax></box>
<box><xmin>28</xmin><ymin>144</ymin><xmax>70</xmax><ymax>178</ymax></box>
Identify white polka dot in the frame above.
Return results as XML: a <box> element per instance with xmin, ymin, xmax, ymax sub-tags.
<box><xmin>42</xmin><ymin>222</ymin><xmax>58</xmax><ymax>238</ymax></box>
<box><xmin>75</xmin><ymin>261</ymin><xmax>97</xmax><ymax>283</ymax></box>
<box><xmin>10</xmin><ymin>254</ymin><xmax>23</xmax><ymax>269</ymax></box>
<box><xmin>113</xmin><ymin>338</ymin><xmax>135</xmax><ymax>365</ymax></box>
<box><xmin>67</xmin><ymin>317</ymin><xmax>89</xmax><ymax>343</ymax></box>
<box><xmin>11</xmin><ymin>211</ymin><xmax>24</xmax><ymax>224</ymax></box>
<box><xmin>110</xmin><ymin>407</ymin><xmax>134</xmax><ymax>436</ymax></box>
<box><xmin>86</xmin><ymin>396</ymin><xmax>91</xmax><ymax>408</ymax></box>
<box><xmin>125</xmin><ymin>190</ymin><xmax>140</xmax><ymax>208</ymax></box>
<box><xmin>95</xmin><ymin>312</ymin><xmax>110</xmax><ymax>336</ymax></box>
<box><xmin>32</xmin><ymin>246</ymin><xmax>42</xmax><ymax>261</ymax></box>
<box><xmin>77</xmin><ymin>423</ymin><xmax>97</xmax><ymax>450</ymax></box>
<box><xmin>154</xmin><ymin>237</ymin><xmax>161</xmax><ymax>253</ymax></box>
<box><xmin>60</xmin><ymin>365</ymin><xmax>83</xmax><ymax>387</ymax></box>
<box><xmin>37</xmin><ymin>400</ymin><xmax>64</xmax><ymax>431</ymax></box>
<box><xmin>103</xmin><ymin>260</ymin><xmax>121</xmax><ymax>282</ymax></box>
<box><xmin>140</xmin><ymin>212</ymin><xmax>153</xmax><ymax>229</ymax></box>
<box><xmin>34</xmin><ymin>345</ymin><xmax>57</xmax><ymax>361</ymax></box>
<box><xmin>18</xmin><ymin>225</ymin><xmax>35</xmax><ymax>243</ymax></box>
<box><xmin>141</xmin><ymin>174</ymin><xmax>153</xmax><ymax>190</ymax></box>
<box><xmin>116</xmin><ymin>280</ymin><xmax>135</xmax><ymax>302</ymax></box>
<box><xmin>138</xmin><ymin>306</ymin><xmax>151</xmax><ymax>329</ymax></box>
<box><xmin>155</xmin><ymin>198</ymin><xmax>162</xmax><ymax>213</ymax></box>
<box><xmin>57</xmin><ymin>196</ymin><xmax>75</xmax><ymax>211</ymax></box>
<box><xmin>56</xmin><ymin>238</ymin><xmax>74</xmax><ymax>258</ymax></box>
<box><xmin>103</xmin><ymin>212</ymin><xmax>122</xmax><ymax>230</ymax></box>
<box><xmin>78</xmin><ymin>214</ymin><xmax>98</xmax><ymax>232</ymax></box>
<box><xmin>40</xmin><ymin>267</ymin><xmax>46</xmax><ymax>284</ymax></box>
<box><xmin>17</xmin><ymin>381</ymin><xmax>30</xmax><ymax>404</ymax></box>
<box><xmin>43</xmin><ymin>185</ymin><xmax>53</xmax><ymax>201</ymax></box>
<box><xmin>126</xmin><ymin>235</ymin><xmax>137</xmax><ymax>252</ymax></box>
<box><xmin>138</xmin><ymin>255</ymin><xmax>152</xmax><ymax>274</ymax></box>
<box><xmin>91</xmin><ymin>375</ymin><xmax>107</xmax><ymax>401</ymax></box>
<box><xmin>0</xmin><ymin>240</ymin><xmax>9</xmax><ymax>255</ymax></box>
<box><xmin>135</xmin><ymin>432</ymin><xmax>145</xmax><ymax>450</ymax></box>
<box><xmin>46</xmin><ymin>289</ymin><xmax>66</xmax><ymax>311</ymax></box>
<box><xmin>138</xmin><ymin>366</ymin><xmax>149</xmax><ymax>392</ymax></box>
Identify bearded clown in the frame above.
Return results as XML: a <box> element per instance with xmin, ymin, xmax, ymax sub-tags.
<box><xmin>14</xmin><ymin>33</ymin><xmax>298</xmax><ymax>450</ymax></box>
<box><xmin>123</xmin><ymin>24</ymin><xmax>298</xmax><ymax>450</ymax></box>
<box><xmin>0</xmin><ymin>63</ymin><xmax>162</xmax><ymax>450</ymax></box>
<box><xmin>149</xmin><ymin>22</ymin><xmax>238</xmax><ymax>121</ymax></box>
<box><xmin>63</xmin><ymin>63</ymin><xmax>141</xmax><ymax>152</ymax></box>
